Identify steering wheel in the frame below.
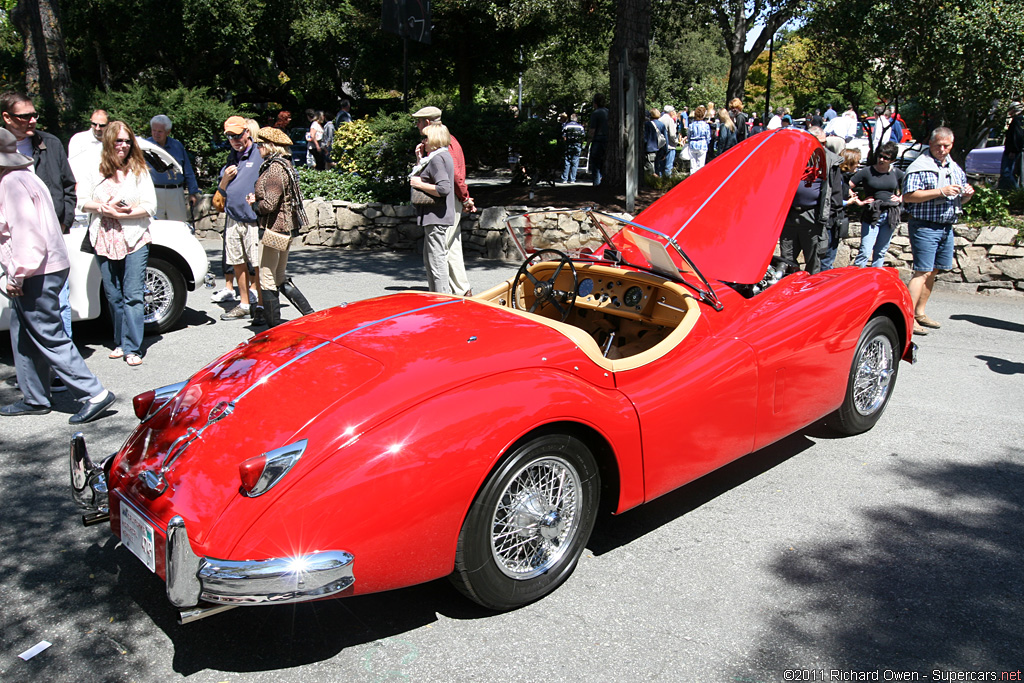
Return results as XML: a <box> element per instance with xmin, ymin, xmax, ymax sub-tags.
<box><xmin>511</xmin><ymin>250</ymin><xmax>578</xmax><ymax>322</ymax></box>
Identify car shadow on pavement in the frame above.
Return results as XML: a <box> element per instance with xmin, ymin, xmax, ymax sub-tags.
<box><xmin>588</xmin><ymin>431</ymin><xmax>817</xmax><ymax>556</ymax></box>
<box><xmin>731</xmin><ymin>454</ymin><xmax>1024</xmax><ymax>677</ymax></box>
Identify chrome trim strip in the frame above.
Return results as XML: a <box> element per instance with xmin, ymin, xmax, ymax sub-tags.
<box><xmin>178</xmin><ymin>603</ymin><xmax>238</xmax><ymax>625</ymax></box>
<box><xmin>232</xmin><ymin>299</ymin><xmax>460</xmax><ymax>405</ymax></box>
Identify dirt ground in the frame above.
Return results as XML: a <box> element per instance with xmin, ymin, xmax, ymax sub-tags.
<box><xmin>470</xmin><ymin>178</ymin><xmax>668</xmax><ymax>214</ymax></box>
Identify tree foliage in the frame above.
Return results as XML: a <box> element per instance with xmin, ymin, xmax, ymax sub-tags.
<box><xmin>805</xmin><ymin>0</ymin><xmax>1024</xmax><ymax>159</ymax></box>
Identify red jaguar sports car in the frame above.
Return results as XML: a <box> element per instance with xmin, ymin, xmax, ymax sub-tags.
<box><xmin>71</xmin><ymin>128</ymin><xmax>916</xmax><ymax>624</ymax></box>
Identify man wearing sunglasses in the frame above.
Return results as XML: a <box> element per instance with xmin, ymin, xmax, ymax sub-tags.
<box><xmin>0</xmin><ymin>91</ymin><xmax>77</xmax><ymax>233</ymax></box>
<box><xmin>68</xmin><ymin>109</ymin><xmax>108</xmax><ymax>173</ymax></box>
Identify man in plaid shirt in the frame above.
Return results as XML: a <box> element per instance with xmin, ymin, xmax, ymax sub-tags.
<box><xmin>901</xmin><ymin>127</ymin><xmax>975</xmax><ymax>336</ymax></box>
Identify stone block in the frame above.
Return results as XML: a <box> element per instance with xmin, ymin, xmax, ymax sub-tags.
<box><xmin>977</xmin><ymin>280</ymin><xmax>1013</xmax><ymax>289</ymax></box>
<box><xmin>394</xmin><ymin>204</ymin><xmax>416</xmax><ymax>217</ymax></box>
<box><xmin>978</xmin><ymin>287</ymin><xmax>1024</xmax><ymax>298</ymax></box>
<box><xmin>329</xmin><ymin>228</ymin><xmax>362</xmax><ymax>248</ymax></box>
<box><xmin>335</xmin><ymin>207</ymin><xmax>371</xmax><ymax>230</ymax></box>
<box><xmin>974</xmin><ymin>226</ymin><xmax>1017</xmax><ymax>246</ymax></box>
<box><xmin>364</xmin><ymin>207</ymin><xmax>382</xmax><ymax>219</ymax></box>
<box><xmin>995</xmin><ymin>257</ymin><xmax>1024</xmax><ymax>281</ymax></box>
<box><xmin>934</xmin><ymin>281</ymin><xmax>978</xmax><ymax>294</ymax></box>
<box><xmin>478</xmin><ymin>206</ymin><xmax>511</xmax><ymax>232</ymax></box>
<box><xmin>374</xmin><ymin>217</ymin><xmax>401</xmax><ymax>225</ymax></box>
<box><xmin>989</xmin><ymin>245</ymin><xmax>1024</xmax><ymax>257</ymax></box>
<box><xmin>936</xmin><ymin>271</ymin><xmax>965</xmax><ymax>282</ymax></box>
<box><xmin>890</xmin><ymin>235</ymin><xmax>910</xmax><ymax>247</ymax></box>
<box><xmin>953</xmin><ymin>226</ymin><xmax>980</xmax><ymax>241</ymax></box>
<box><xmin>316</xmin><ymin>201</ymin><xmax>335</xmax><ymax>226</ymax></box>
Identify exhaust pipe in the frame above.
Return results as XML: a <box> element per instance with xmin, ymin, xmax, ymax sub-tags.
<box><xmin>178</xmin><ymin>603</ymin><xmax>238</xmax><ymax>625</ymax></box>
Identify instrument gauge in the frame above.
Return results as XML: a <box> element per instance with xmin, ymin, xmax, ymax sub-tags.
<box><xmin>578</xmin><ymin>278</ymin><xmax>595</xmax><ymax>297</ymax></box>
<box><xmin>624</xmin><ymin>286</ymin><xmax>644</xmax><ymax>307</ymax></box>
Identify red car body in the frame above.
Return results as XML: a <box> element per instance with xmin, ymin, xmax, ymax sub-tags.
<box><xmin>71</xmin><ymin>129</ymin><xmax>915</xmax><ymax>623</ymax></box>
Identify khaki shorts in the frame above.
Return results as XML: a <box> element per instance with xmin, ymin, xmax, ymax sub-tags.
<box><xmin>225</xmin><ymin>217</ymin><xmax>259</xmax><ymax>267</ymax></box>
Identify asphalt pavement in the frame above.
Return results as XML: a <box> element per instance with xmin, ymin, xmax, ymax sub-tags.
<box><xmin>0</xmin><ymin>241</ymin><xmax>1021</xmax><ymax>682</ymax></box>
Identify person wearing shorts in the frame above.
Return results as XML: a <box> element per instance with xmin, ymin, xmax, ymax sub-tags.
<box><xmin>216</xmin><ymin>116</ymin><xmax>264</xmax><ymax>323</ymax></box>
<box><xmin>902</xmin><ymin>127</ymin><xmax>974</xmax><ymax>336</ymax></box>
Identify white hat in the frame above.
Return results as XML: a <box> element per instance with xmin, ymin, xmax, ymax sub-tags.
<box><xmin>663</xmin><ymin>105</ymin><xmax>675</xmax><ymax>113</ymax></box>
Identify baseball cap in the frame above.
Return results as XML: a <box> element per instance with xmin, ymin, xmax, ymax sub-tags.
<box><xmin>224</xmin><ymin>116</ymin><xmax>247</xmax><ymax>134</ymax></box>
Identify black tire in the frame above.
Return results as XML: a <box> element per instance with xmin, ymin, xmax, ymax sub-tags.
<box><xmin>832</xmin><ymin>316</ymin><xmax>900</xmax><ymax>435</ymax></box>
<box><xmin>450</xmin><ymin>433</ymin><xmax>600</xmax><ymax>610</ymax></box>
<box><xmin>143</xmin><ymin>257</ymin><xmax>187</xmax><ymax>334</ymax></box>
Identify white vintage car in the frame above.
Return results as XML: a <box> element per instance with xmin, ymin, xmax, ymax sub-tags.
<box><xmin>0</xmin><ymin>220</ymin><xmax>208</xmax><ymax>334</ymax></box>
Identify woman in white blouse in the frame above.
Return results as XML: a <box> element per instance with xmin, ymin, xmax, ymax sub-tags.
<box><xmin>77</xmin><ymin>121</ymin><xmax>156</xmax><ymax>367</ymax></box>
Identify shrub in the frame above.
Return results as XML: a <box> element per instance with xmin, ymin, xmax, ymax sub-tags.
<box><xmin>509</xmin><ymin>117</ymin><xmax>563</xmax><ymax>185</ymax></box>
<box><xmin>297</xmin><ymin>167</ymin><xmax>374</xmax><ymax>203</ymax></box>
<box><xmin>963</xmin><ymin>184</ymin><xmax>1010</xmax><ymax>224</ymax></box>
<box><xmin>1006</xmin><ymin>187</ymin><xmax>1024</xmax><ymax>214</ymax></box>
<box><xmin>331</xmin><ymin>111</ymin><xmax>419</xmax><ymax>204</ymax></box>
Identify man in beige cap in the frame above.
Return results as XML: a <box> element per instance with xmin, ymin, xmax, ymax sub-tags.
<box><xmin>412</xmin><ymin>106</ymin><xmax>476</xmax><ymax>296</ymax></box>
<box><xmin>216</xmin><ymin>116</ymin><xmax>263</xmax><ymax>323</ymax></box>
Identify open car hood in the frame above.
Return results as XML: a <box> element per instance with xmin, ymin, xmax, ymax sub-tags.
<box><xmin>632</xmin><ymin>128</ymin><xmax>823</xmax><ymax>285</ymax></box>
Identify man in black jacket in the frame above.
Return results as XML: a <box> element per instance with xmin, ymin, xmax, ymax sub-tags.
<box><xmin>1</xmin><ymin>91</ymin><xmax>76</xmax><ymax>231</ymax></box>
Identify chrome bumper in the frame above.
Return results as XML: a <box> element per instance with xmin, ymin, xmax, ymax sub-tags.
<box><xmin>69</xmin><ymin>434</ymin><xmax>356</xmax><ymax>620</ymax></box>
<box><xmin>166</xmin><ymin>515</ymin><xmax>355</xmax><ymax>610</ymax></box>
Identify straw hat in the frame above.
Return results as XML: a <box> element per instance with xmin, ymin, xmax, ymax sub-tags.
<box><xmin>255</xmin><ymin>126</ymin><xmax>293</xmax><ymax>146</ymax></box>
<box><xmin>0</xmin><ymin>128</ymin><xmax>34</xmax><ymax>169</ymax></box>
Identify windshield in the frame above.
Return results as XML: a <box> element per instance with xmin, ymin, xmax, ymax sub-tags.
<box><xmin>505</xmin><ymin>209</ymin><xmax>722</xmax><ymax>310</ymax></box>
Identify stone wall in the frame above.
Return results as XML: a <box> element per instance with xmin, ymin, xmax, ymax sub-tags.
<box><xmin>191</xmin><ymin>195</ymin><xmax>1024</xmax><ymax>295</ymax></box>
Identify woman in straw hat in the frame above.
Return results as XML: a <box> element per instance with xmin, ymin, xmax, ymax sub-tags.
<box><xmin>244</xmin><ymin>126</ymin><xmax>311</xmax><ymax>328</ymax></box>
<box><xmin>0</xmin><ymin>127</ymin><xmax>115</xmax><ymax>423</ymax></box>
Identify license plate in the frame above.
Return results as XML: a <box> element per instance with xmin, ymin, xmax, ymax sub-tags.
<box><xmin>120</xmin><ymin>501</ymin><xmax>156</xmax><ymax>573</ymax></box>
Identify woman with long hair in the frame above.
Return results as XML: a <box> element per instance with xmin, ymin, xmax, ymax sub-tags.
<box><xmin>244</xmin><ymin>127</ymin><xmax>312</xmax><ymax>327</ymax></box>
<box><xmin>716</xmin><ymin>109</ymin><xmax>738</xmax><ymax>155</ymax></box>
<box><xmin>77</xmin><ymin>121</ymin><xmax>156</xmax><ymax>366</ymax></box>
<box><xmin>410</xmin><ymin>123</ymin><xmax>455</xmax><ymax>293</ymax></box>
<box><xmin>687</xmin><ymin>105</ymin><xmax>712</xmax><ymax>172</ymax></box>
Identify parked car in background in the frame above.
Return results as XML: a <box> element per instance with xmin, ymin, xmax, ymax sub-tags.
<box><xmin>70</xmin><ymin>128</ymin><xmax>916</xmax><ymax>626</ymax></box>
<box><xmin>1</xmin><ymin>221</ymin><xmax>208</xmax><ymax>335</ymax></box>
<box><xmin>289</xmin><ymin>127</ymin><xmax>309</xmax><ymax>167</ymax></box>
<box><xmin>965</xmin><ymin>145</ymin><xmax>1003</xmax><ymax>183</ymax></box>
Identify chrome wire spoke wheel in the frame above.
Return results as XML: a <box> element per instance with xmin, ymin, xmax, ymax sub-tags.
<box><xmin>853</xmin><ymin>334</ymin><xmax>894</xmax><ymax>416</ymax></box>
<box><xmin>490</xmin><ymin>456</ymin><xmax>582</xmax><ymax>580</ymax></box>
<box><xmin>144</xmin><ymin>266</ymin><xmax>174</xmax><ymax>325</ymax></box>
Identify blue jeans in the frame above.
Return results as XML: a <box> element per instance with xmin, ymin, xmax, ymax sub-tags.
<box><xmin>562</xmin><ymin>154</ymin><xmax>580</xmax><ymax>183</ymax></box>
<box><xmin>855</xmin><ymin>211</ymin><xmax>894</xmax><ymax>267</ymax></box>
<box><xmin>908</xmin><ymin>218</ymin><xmax>954</xmax><ymax>272</ymax></box>
<box><xmin>663</xmin><ymin>147</ymin><xmax>677</xmax><ymax>175</ymax></box>
<box><xmin>99</xmin><ymin>244</ymin><xmax>149</xmax><ymax>355</ymax></box>
<box><xmin>590</xmin><ymin>139</ymin><xmax>607</xmax><ymax>186</ymax></box>
<box><xmin>999</xmin><ymin>149</ymin><xmax>1021</xmax><ymax>190</ymax></box>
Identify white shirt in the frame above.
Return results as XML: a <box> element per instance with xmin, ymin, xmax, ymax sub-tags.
<box><xmin>68</xmin><ymin>131</ymin><xmax>103</xmax><ymax>183</ymax></box>
<box><xmin>871</xmin><ymin>116</ymin><xmax>890</xmax><ymax>150</ymax></box>
<box><xmin>825</xmin><ymin>112</ymin><xmax>858</xmax><ymax>140</ymax></box>
<box><xmin>659</xmin><ymin>113</ymin><xmax>677</xmax><ymax>142</ymax></box>
<box><xmin>767</xmin><ymin>115</ymin><xmax>782</xmax><ymax>130</ymax></box>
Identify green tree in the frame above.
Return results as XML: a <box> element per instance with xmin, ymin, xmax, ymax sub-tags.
<box><xmin>646</xmin><ymin>2</ymin><xmax>729</xmax><ymax>110</ymax></box>
<box><xmin>805</xmin><ymin>0</ymin><xmax>1024</xmax><ymax>160</ymax></box>
<box><xmin>10</xmin><ymin>0</ymin><xmax>74</xmax><ymax>132</ymax></box>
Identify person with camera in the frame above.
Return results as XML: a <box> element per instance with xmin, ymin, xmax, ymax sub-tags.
<box><xmin>902</xmin><ymin>127</ymin><xmax>975</xmax><ymax>336</ymax></box>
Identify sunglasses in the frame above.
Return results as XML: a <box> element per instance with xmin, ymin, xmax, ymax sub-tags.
<box><xmin>90</xmin><ymin>122</ymin><xmax>108</xmax><ymax>129</ymax></box>
<box><xmin>228</xmin><ymin>132</ymin><xmax>247</xmax><ymax>140</ymax></box>
<box><xmin>9</xmin><ymin>111</ymin><xmax>39</xmax><ymax>121</ymax></box>
<box><xmin>114</xmin><ymin>138</ymin><xmax>132</xmax><ymax>145</ymax></box>
<box><xmin>879</xmin><ymin>155</ymin><xmax>896</xmax><ymax>161</ymax></box>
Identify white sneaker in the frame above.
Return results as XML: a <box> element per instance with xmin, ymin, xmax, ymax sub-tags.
<box><xmin>210</xmin><ymin>287</ymin><xmax>237</xmax><ymax>302</ymax></box>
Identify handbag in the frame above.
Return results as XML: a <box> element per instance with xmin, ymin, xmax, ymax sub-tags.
<box><xmin>411</xmin><ymin>187</ymin><xmax>438</xmax><ymax>206</ymax></box>
<box><xmin>261</xmin><ymin>228</ymin><xmax>291</xmax><ymax>251</ymax></box>
<box><xmin>679</xmin><ymin>144</ymin><xmax>693</xmax><ymax>162</ymax></box>
<box><xmin>80</xmin><ymin>229</ymin><xmax>96</xmax><ymax>254</ymax></box>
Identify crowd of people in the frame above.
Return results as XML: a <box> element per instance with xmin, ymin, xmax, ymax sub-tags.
<box><xmin>0</xmin><ymin>86</ymin><xmax>1012</xmax><ymax>422</ymax></box>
